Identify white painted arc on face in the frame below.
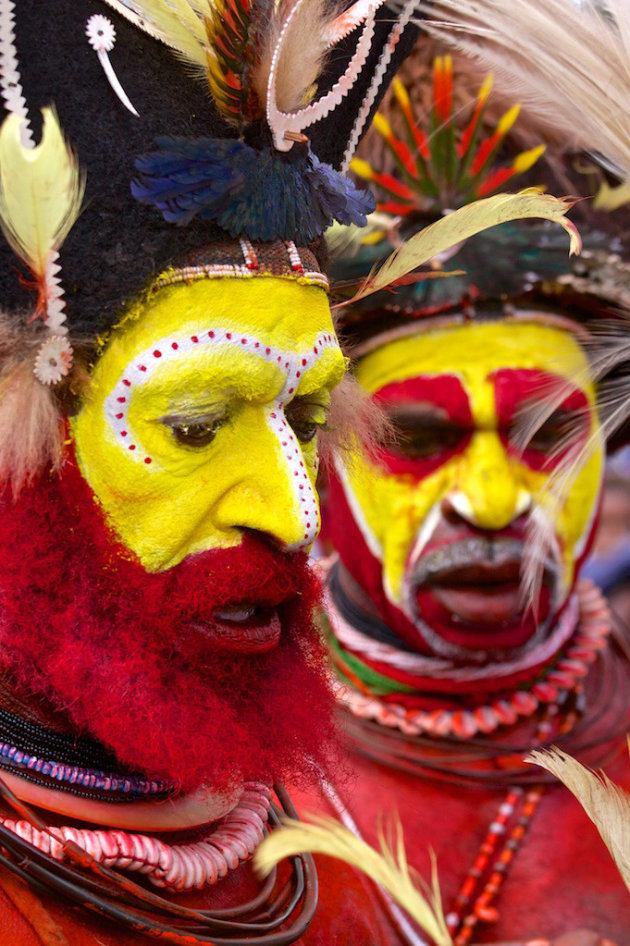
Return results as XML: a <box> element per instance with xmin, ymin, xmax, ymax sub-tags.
<box><xmin>333</xmin><ymin>455</ymin><xmax>383</xmax><ymax>561</ymax></box>
<box><xmin>104</xmin><ymin>328</ymin><xmax>341</xmax><ymax>551</ymax></box>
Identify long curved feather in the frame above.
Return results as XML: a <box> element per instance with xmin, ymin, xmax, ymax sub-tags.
<box><xmin>342</xmin><ymin>189</ymin><xmax>580</xmax><ymax>305</ymax></box>
<box><xmin>528</xmin><ymin>747</ymin><xmax>630</xmax><ymax>892</ymax></box>
<box><xmin>0</xmin><ymin>108</ymin><xmax>85</xmax><ymax>325</ymax></box>
<box><xmin>254</xmin><ymin>814</ymin><xmax>452</xmax><ymax>946</ymax></box>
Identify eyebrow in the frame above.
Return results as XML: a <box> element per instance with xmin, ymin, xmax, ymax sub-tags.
<box><xmin>158</xmin><ymin>401</ymin><xmax>229</xmax><ymax>425</ymax></box>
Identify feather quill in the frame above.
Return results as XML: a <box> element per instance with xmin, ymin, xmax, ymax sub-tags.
<box><xmin>0</xmin><ymin>108</ymin><xmax>85</xmax><ymax>328</ymax></box>
<box><xmin>254</xmin><ymin>814</ymin><xmax>452</xmax><ymax>946</ymax></box>
<box><xmin>527</xmin><ymin>747</ymin><xmax>630</xmax><ymax>891</ymax></box>
<box><xmin>405</xmin><ymin>0</ymin><xmax>630</xmax><ymax>183</ymax></box>
<box><xmin>340</xmin><ymin>189</ymin><xmax>581</xmax><ymax>305</ymax></box>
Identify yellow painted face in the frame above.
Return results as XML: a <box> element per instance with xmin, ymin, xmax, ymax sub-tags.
<box><xmin>72</xmin><ymin>277</ymin><xmax>345</xmax><ymax>572</ymax></box>
<box><xmin>330</xmin><ymin>320</ymin><xmax>603</xmax><ymax>653</ymax></box>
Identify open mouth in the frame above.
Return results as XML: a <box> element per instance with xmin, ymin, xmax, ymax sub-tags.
<box><xmin>426</xmin><ymin>559</ymin><xmax>524</xmax><ymax>625</ymax></box>
<box><xmin>405</xmin><ymin>537</ymin><xmax>558</xmax><ymax>653</ymax></box>
<box><xmin>188</xmin><ymin>605</ymin><xmax>284</xmax><ymax>655</ymax></box>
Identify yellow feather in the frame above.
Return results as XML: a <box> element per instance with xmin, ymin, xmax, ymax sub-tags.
<box><xmin>254</xmin><ymin>814</ymin><xmax>453</xmax><ymax>946</ymax></box>
<box><xmin>528</xmin><ymin>747</ymin><xmax>630</xmax><ymax>892</ymax></box>
<box><xmin>0</xmin><ymin>108</ymin><xmax>85</xmax><ymax>288</ymax></box>
<box><xmin>124</xmin><ymin>0</ymin><xmax>208</xmax><ymax>66</ymax></box>
<box><xmin>342</xmin><ymin>189</ymin><xmax>581</xmax><ymax>305</ymax></box>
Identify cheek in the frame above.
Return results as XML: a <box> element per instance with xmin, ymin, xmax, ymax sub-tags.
<box><xmin>71</xmin><ymin>407</ymin><xmax>240</xmax><ymax>572</ymax></box>
<box><xmin>343</xmin><ymin>450</ymin><xmax>451</xmax><ymax>601</ymax></box>
<box><xmin>556</xmin><ymin>450</ymin><xmax>603</xmax><ymax>569</ymax></box>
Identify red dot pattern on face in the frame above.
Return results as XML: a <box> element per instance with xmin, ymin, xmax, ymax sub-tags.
<box><xmin>372</xmin><ymin>374</ymin><xmax>472</xmax><ymax>477</ymax></box>
<box><xmin>492</xmin><ymin>368</ymin><xmax>590</xmax><ymax>472</ymax></box>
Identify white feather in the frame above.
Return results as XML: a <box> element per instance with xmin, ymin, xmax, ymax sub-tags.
<box><xmin>403</xmin><ymin>0</ymin><xmax>630</xmax><ymax>183</ymax></box>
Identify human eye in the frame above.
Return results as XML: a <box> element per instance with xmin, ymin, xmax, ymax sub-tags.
<box><xmin>285</xmin><ymin>395</ymin><xmax>330</xmax><ymax>444</ymax></box>
<box><xmin>525</xmin><ymin>408</ymin><xmax>583</xmax><ymax>454</ymax></box>
<box><xmin>160</xmin><ymin>408</ymin><xmax>229</xmax><ymax>448</ymax></box>
<box><xmin>387</xmin><ymin>407</ymin><xmax>468</xmax><ymax>460</ymax></box>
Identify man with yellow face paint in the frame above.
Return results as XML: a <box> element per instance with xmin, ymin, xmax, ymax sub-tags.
<box><xmin>0</xmin><ymin>0</ymin><xmax>422</xmax><ymax>942</ymax></box>
<box><xmin>309</xmin><ymin>56</ymin><xmax>630</xmax><ymax>945</ymax></box>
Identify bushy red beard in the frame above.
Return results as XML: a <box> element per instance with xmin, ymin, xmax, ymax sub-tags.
<box><xmin>0</xmin><ymin>456</ymin><xmax>335</xmax><ymax>795</ymax></box>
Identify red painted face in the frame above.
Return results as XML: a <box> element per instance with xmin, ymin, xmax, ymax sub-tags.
<box><xmin>327</xmin><ymin>321</ymin><xmax>603</xmax><ymax>663</ymax></box>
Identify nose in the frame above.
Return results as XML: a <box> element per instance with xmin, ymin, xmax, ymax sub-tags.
<box><xmin>211</xmin><ymin>406</ymin><xmax>320</xmax><ymax>551</ymax></box>
<box><xmin>442</xmin><ymin>431</ymin><xmax>531</xmax><ymax>530</ymax></box>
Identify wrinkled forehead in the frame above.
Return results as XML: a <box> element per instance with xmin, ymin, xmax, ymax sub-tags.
<box><xmin>355</xmin><ymin>320</ymin><xmax>594</xmax><ymax>400</ymax></box>
<box><xmin>102</xmin><ymin>276</ymin><xmax>335</xmax><ymax>363</ymax></box>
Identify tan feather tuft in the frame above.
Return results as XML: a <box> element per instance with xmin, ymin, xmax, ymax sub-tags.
<box><xmin>254</xmin><ymin>814</ymin><xmax>452</xmax><ymax>946</ymax></box>
<box><xmin>0</xmin><ymin>315</ymin><xmax>66</xmax><ymax>496</ymax></box>
<box><xmin>318</xmin><ymin>373</ymin><xmax>393</xmax><ymax>473</ymax></box>
<box><xmin>527</xmin><ymin>747</ymin><xmax>630</xmax><ymax>892</ymax></box>
<box><xmin>254</xmin><ymin>0</ymin><xmax>341</xmax><ymax>115</ymax></box>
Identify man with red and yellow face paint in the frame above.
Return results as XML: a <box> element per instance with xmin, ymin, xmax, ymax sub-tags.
<box><xmin>317</xmin><ymin>312</ymin><xmax>630</xmax><ymax>946</ymax></box>
<box><xmin>330</xmin><ymin>317</ymin><xmax>602</xmax><ymax>665</ymax></box>
<box><xmin>298</xmin><ymin>56</ymin><xmax>630</xmax><ymax>946</ymax></box>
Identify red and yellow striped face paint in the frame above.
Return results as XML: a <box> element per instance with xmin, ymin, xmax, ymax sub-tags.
<box><xmin>329</xmin><ymin>320</ymin><xmax>603</xmax><ymax>655</ymax></box>
<box><xmin>72</xmin><ymin>277</ymin><xmax>345</xmax><ymax>572</ymax></box>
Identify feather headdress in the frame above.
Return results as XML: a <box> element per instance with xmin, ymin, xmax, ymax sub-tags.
<box><xmin>117</xmin><ymin>0</ymin><xmax>405</xmax><ymax>241</ymax></box>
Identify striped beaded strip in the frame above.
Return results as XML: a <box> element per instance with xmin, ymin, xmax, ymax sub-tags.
<box><xmin>0</xmin><ymin>782</ymin><xmax>271</xmax><ymax>893</ymax></box>
<box><xmin>334</xmin><ymin>579</ymin><xmax>610</xmax><ymax>739</ymax></box>
<box><xmin>446</xmin><ymin>785</ymin><xmax>545</xmax><ymax>944</ymax></box>
<box><xmin>153</xmin><ymin>263</ymin><xmax>329</xmax><ymax>293</ymax></box>
<box><xmin>0</xmin><ymin>743</ymin><xmax>170</xmax><ymax>797</ymax></box>
<box><xmin>444</xmin><ymin>693</ymin><xmax>582</xmax><ymax>943</ymax></box>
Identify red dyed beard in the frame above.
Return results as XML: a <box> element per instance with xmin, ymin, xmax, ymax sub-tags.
<box><xmin>0</xmin><ymin>455</ymin><xmax>335</xmax><ymax>795</ymax></box>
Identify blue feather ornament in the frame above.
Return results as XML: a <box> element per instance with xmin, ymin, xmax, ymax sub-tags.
<box><xmin>132</xmin><ymin>137</ymin><xmax>375</xmax><ymax>243</ymax></box>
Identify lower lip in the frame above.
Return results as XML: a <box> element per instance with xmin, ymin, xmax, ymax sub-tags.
<box><xmin>414</xmin><ymin>580</ymin><xmax>551</xmax><ymax>651</ymax></box>
<box><xmin>430</xmin><ymin>584</ymin><xmax>522</xmax><ymax>625</ymax></box>
<box><xmin>189</xmin><ymin>609</ymin><xmax>282</xmax><ymax>655</ymax></box>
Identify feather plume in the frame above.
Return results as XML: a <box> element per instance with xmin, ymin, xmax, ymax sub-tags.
<box><xmin>0</xmin><ymin>315</ymin><xmax>67</xmax><ymax>496</ymax></box>
<box><xmin>117</xmin><ymin>0</ymin><xmax>208</xmax><ymax>66</ymax></box>
<box><xmin>254</xmin><ymin>814</ymin><xmax>452</xmax><ymax>946</ymax></box>
<box><xmin>339</xmin><ymin>189</ymin><xmax>581</xmax><ymax>306</ymax></box>
<box><xmin>132</xmin><ymin>135</ymin><xmax>373</xmax><ymax>240</ymax></box>
<box><xmin>0</xmin><ymin>108</ymin><xmax>84</xmax><ymax>327</ymax></box>
<box><xmin>203</xmin><ymin>0</ymin><xmax>258</xmax><ymax>124</ymax></box>
<box><xmin>527</xmin><ymin>747</ymin><xmax>630</xmax><ymax>892</ymax></box>
<box><xmin>129</xmin><ymin>0</ymin><xmax>350</xmax><ymax>129</ymax></box>
<box><xmin>406</xmin><ymin>0</ymin><xmax>630</xmax><ymax>183</ymax></box>
<box><xmin>257</xmin><ymin>0</ymin><xmax>338</xmax><ymax>117</ymax></box>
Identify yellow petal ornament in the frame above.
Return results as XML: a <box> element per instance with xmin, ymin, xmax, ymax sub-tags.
<box><xmin>0</xmin><ymin>107</ymin><xmax>85</xmax><ymax>334</ymax></box>
<box><xmin>254</xmin><ymin>814</ymin><xmax>453</xmax><ymax>946</ymax></box>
